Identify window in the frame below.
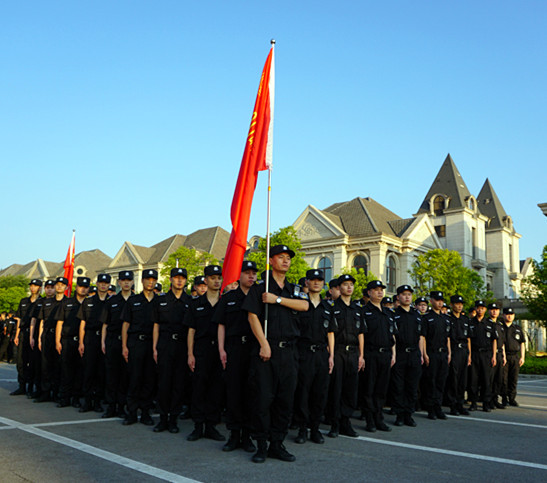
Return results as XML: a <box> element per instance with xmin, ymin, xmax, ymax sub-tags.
<box><xmin>468</xmin><ymin>198</ymin><xmax>475</xmax><ymax>211</ymax></box>
<box><xmin>318</xmin><ymin>256</ymin><xmax>333</xmax><ymax>282</ymax></box>
<box><xmin>509</xmin><ymin>243</ymin><xmax>513</xmax><ymax>272</ymax></box>
<box><xmin>472</xmin><ymin>227</ymin><xmax>477</xmax><ymax>259</ymax></box>
<box><xmin>386</xmin><ymin>256</ymin><xmax>397</xmax><ymax>292</ymax></box>
<box><xmin>435</xmin><ymin>225</ymin><xmax>446</xmax><ymax>237</ymax></box>
<box><xmin>353</xmin><ymin>255</ymin><xmax>368</xmax><ymax>275</ymax></box>
<box><xmin>433</xmin><ymin>196</ymin><xmax>445</xmax><ymax>215</ymax></box>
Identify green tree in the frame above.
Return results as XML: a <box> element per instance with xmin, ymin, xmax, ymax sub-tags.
<box><xmin>247</xmin><ymin>226</ymin><xmax>310</xmax><ymax>284</ymax></box>
<box><xmin>521</xmin><ymin>245</ymin><xmax>547</xmax><ymax>326</ymax></box>
<box><xmin>337</xmin><ymin>267</ymin><xmax>378</xmax><ymax>301</ymax></box>
<box><xmin>409</xmin><ymin>249</ymin><xmax>492</xmax><ymax>306</ymax></box>
<box><xmin>0</xmin><ymin>276</ymin><xmax>29</xmax><ymax>313</ymax></box>
<box><xmin>160</xmin><ymin>246</ymin><xmax>218</xmax><ymax>291</ymax></box>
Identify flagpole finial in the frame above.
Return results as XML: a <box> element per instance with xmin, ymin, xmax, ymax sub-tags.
<box><xmin>270</xmin><ymin>39</ymin><xmax>276</xmax><ymax>46</ymax></box>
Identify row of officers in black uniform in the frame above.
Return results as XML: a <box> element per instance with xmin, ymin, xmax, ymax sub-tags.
<box><xmin>9</xmin><ymin>244</ymin><xmax>526</xmax><ymax>464</ymax></box>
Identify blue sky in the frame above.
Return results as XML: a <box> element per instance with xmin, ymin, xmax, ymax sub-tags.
<box><xmin>1</xmin><ymin>1</ymin><xmax>546</xmax><ymax>269</ymax></box>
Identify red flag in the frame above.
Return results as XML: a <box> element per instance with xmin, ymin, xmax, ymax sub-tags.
<box><xmin>221</xmin><ymin>45</ymin><xmax>275</xmax><ymax>292</ymax></box>
<box><xmin>63</xmin><ymin>231</ymin><xmax>75</xmax><ymax>296</ymax></box>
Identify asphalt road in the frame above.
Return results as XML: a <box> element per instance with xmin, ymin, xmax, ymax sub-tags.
<box><xmin>1</xmin><ymin>362</ymin><xmax>546</xmax><ymax>482</ymax></box>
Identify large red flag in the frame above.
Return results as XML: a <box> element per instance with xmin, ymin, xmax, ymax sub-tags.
<box><xmin>221</xmin><ymin>45</ymin><xmax>275</xmax><ymax>292</ymax></box>
<box><xmin>63</xmin><ymin>231</ymin><xmax>75</xmax><ymax>296</ymax></box>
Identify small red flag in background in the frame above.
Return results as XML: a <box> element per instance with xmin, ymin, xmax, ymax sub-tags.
<box><xmin>63</xmin><ymin>231</ymin><xmax>75</xmax><ymax>296</ymax></box>
<box><xmin>221</xmin><ymin>45</ymin><xmax>275</xmax><ymax>292</ymax></box>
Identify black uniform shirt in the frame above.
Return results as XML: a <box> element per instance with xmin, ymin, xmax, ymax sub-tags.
<box><xmin>16</xmin><ymin>296</ymin><xmax>39</xmax><ymax>330</ymax></box>
<box><xmin>212</xmin><ymin>287</ymin><xmax>253</xmax><ymax>338</ymax></box>
<box><xmin>494</xmin><ymin>320</ymin><xmax>506</xmax><ymax>350</ymax></box>
<box><xmin>297</xmin><ymin>297</ymin><xmax>334</xmax><ymax>346</ymax></box>
<box><xmin>449</xmin><ymin>313</ymin><xmax>470</xmax><ymax>344</ymax></box>
<box><xmin>77</xmin><ymin>295</ymin><xmax>109</xmax><ymax>331</ymax></box>
<box><xmin>152</xmin><ymin>290</ymin><xmax>190</xmax><ymax>336</ymax></box>
<box><xmin>38</xmin><ymin>296</ymin><xmax>65</xmax><ymax>331</ymax></box>
<box><xmin>331</xmin><ymin>298</ymin><xmax>365</xmax><ymax>347</ymax></box>
<box><xmin>57</xmin><ymin>297</ymin><xmax>84</xmax><ymax>338</ymax></box>
<box><xmin>100</xmin><ymin>292</ymin><xmax>131</xmax><ymax>335</ymax></box>
<box><xmin>120</xmin><ymin>292</ymin><xmax>156</xmax><ymax>335</ymax></box>
<box><xmin>469</xmin><ymin>317</ymin><xmax>498</xmax><ymax>349</ymax></box>
<box><xmin>504</xmin><ymin>323</ymin><xmax>526</xmax><ymax>352</ymax></box>
<box><xmin>394</xmin><ymin>306</ymin><xmax>423</xmax><ymax>349</ymax></box>
<box><xmin>363</xmin><ymin>301</ymin><xmax>397</xmax><ymax>349</ymax></box>
<box><xmin>6</xmin><ymin>317</ymin><xmax>17</xmax><ymax>337</ymax></box>
<box><xmin>184</xmin><ymin>293</ymin><xmax>220</xmax><ymax>341</ymax></box>
<box><xmin>423</xmin><ymin>310</ymin><xmax>451</xmax><ymax>350</ymax></box>
<box><xmin>242</xmin><ymin>273</ymin><xmax>305</xmax><ymax>342</ymax></box>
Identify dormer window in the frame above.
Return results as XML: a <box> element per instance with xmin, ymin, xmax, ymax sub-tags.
<box><xmin>468</xmin><ymin>198</ymin><xmax>475</xmax><ymax>211</ymax></box>
<box><xmin>433</xmin><ymin>196</ymin><xmax>445</xmax><ymax>215</ymax></box>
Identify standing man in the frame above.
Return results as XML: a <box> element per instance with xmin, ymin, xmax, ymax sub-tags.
<box><xmin>501</xmin><ymin>307</ymin><xmax>525</xmax><ymax>407</ymax></box>
<box><xmin>100</xmin><ymin>270</ymin><xmax>134</xmax><ymax>418</ymax></box>
<box><xmin>193</xmin><ymin>276</ymin><xmax>208</xmax><ymax>296</ymax></box>
<box><xmin>214</xmin><ymin>261</ymin><xmax>258</xmax><ymax>452</ymax></box>
<box><xmin>152</xmin><ymin>267</ymin><xmax>190</xmax><ymax>434</ymax></box>
<box><xmin>468</xmin><ymin>300</ymin><xmax>497</xmax><ymax>412</ymax></box>
<box><xmin>391</xmin><ymin>285</ymin><xmax>424</xmax><ymax>427</ymax></box>
<box><xmin>11</xmin><ymin>279</ymin><xmax>42</xmax><ymax>396</ymax></box>
<box><xmin>422</xmin><ymin>291</ymin><xmax>451</xmax><ymax>420</ymax></box>
<box><xmin>293</xmin><ymin>269</ymin><xmax>334</xmax><ymax>445</ymax></box>
<box><xmin>362</xmin><ymin>280</ymin><xmax>396</xmax><ymax>432</ymax></box>
<box><xmin>242</xmin><ymin>245</ymin><xmax>309</xmax><ymax>463</ymax></box>
<box><xmin>185</xmin><ymin>265</ymin><xmax>225</xmax><ymax>442</ymax></box>
<box><xmin>78</xmin><ymin>273</ymin><xmax>111</xmax><ymax>413</ymax></box>
<box><xmin>121</xmin><ymin>269</ymin><xmax>157</xmax><ymax>425</ymax></box>
<box><xmin>488</xmin><ymin>302</ymin><xmax>506</xmax><ymax>409</ymax></box>
<box><xmin>55</xmin><ymin>277</ymin><xmax>89</xmax><ymax>408</ymax></box>
<box><xmin>327</xmin><ymin>279</ymin><xmax>340</xmax><ymax>301</ymax></box>
<box><xmin>445</xmin><ymin>295</ymin><xmax>471</xmax><ymax>416</ymax></box>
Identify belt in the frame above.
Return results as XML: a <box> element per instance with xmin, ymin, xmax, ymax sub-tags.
<box><xmin>135</xmin><ymin>334</ymin><xmax>151</xmax><ymax>341</ymax></box>
<box><xmin>95</xmin><ymin>330</ymin><xmax>101</xmax><ymax>336</ymax></box>
<box><xmin>47</xmin><ymin>328</ymin><xmax>55</xmax><ymax>333</ymax></box>
<box><xmin>477</xmin><ymin>348</ymin><xmax>491</xmax><ymax>352</ymax></box>
<box><xmin>271</xmin><ymin>340</ymin><xmax>295</xmax><ymax>349</ymax></box>
<box><xmin>366</xmin><ymin>347</ymin><xmax>391</xmax><ymax>353</ymax></box>
<box><xmin>506</xmin><ymin>351</ymin><xmax>519</xmax><ymax>355</ymax></box>
<box><xmin>228</xmin><ymin>335</ymin><xmax>250</xmax><ymax>344</ymax></box>
<box><xmin>171</xmin><ymin>333</ymin><xmax>181</xmax><ymax>340</ymax></box>
<box><xmin>336</xmin><ymin>344</ymin><xmax>357</xmax><ymax>352</ymax></box>
<box><xmin>431</xmin><ymin>347</ymin><xmax>447</xmax><ymax>352</ymax></box>
<box><xmin>456</xmin><ymin>343</ymin><xmax>468</xmax><ymax>349</ymax></box>
<box><xmin>107</xmin><ymin>333</ymin><xmax>122</xmax><ymax>340</ymax></box>
<box><xmin>305</xmin><ymin>343</ymin><xmax>327</xmax><ymax>352</ymax></box>
<box><xmin>397</xmin><ymin>346</ymin><xmax>418</xmax><ymax>353</ymax></box>
<box><xmin>61</xmin><ymin>336</ymin><xmax>79</xmax><ymax>341</ymax></box>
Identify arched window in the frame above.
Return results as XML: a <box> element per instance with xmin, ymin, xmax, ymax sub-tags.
<box><xmin>318</xmin><ymin>256</ymin><xmax>333</xmax><ymax>282</ymax></box>
<box><xmin>468</xmin><ymin>198</ymin><xmax>475</xmax><ymax>211</ymax></box>
<box><xmin>386</xmin><ymin>255</ymin><xmax>397</xmax><ymax>292</ymax></box>
<box><xmin>433</xmin><ymin>196</ymin><xmax>445</xmax><ymax>216</ymax></box>
<box><xmin>353</xmin><ymin>255</ymin><xmax>368</xmax><ymax>275</ymax></box>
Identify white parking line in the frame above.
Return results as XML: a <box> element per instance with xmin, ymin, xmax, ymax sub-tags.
<box><xmin>520</xmin><ymin>392</ymin><xmax>547</xmax><ymax>397</ymax></box>
<box><xmin>0</xmin><ymin>378</ymin><xmax>17</xmax><ymax>382</ymax></box>
<box><xmin>520</xmin><ymin>404</ymin><xmax>547</xmax><ymax>410</ymax></box>
<box><xmin>0</xmin><ymin>416</ymin><xmax>200</xmax><ymax>483</ymax></box>
<box><xmin>447</xmin><ymin>414</ymin><xmax>547</xmax><ymax>429</ymax></box>
<box><xmin>33</xmin><ymin>417</ymin><xmax>122</xmax><ymax>428</ymax></box>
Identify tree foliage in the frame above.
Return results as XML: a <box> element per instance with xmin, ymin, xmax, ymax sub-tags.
<box><xmin>0</xmin><ymin>276</ymin><xmax>29</xmax><ymax>313</ymax></box>
<box><xmin>409</xmin><ymin>249</ymin><xmax>492</xmax><ymax>307</ymax></box>
<box><xmin>337</xmin><ymin>267</ymin><xmax>378</xmax><ymax>301</ymax></box>
<box><xmin>160</xmin><ymin>246</ymin><xmax>218</xmax><ymax>291</ymax></box>
<box><xmin>521</xmin><ymin>245</ymin><xmax>547</xmax><ymax>326</ymax></box>
<box><xmin>247</xmin><ymin>226</ymin><xmax>310</xmax><ymax>284</ymax></box>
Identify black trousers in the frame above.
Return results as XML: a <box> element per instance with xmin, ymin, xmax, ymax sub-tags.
<box><xmin>191</xmin><ymin>339</ymin><xmax>224</xmax><ymax>425</ymax></box>
<box><xmin>126</xmin><ymin>335</ymin><xmax>156</xmax><ymax>414</ymax></box>
<box><xmin>502</xmin><ymin>353</ymin><xmax>521</xmax><ymax>401</ymax></box>
<box><xmin>16</xmin><ymin>329</ymin><xmax>33</xmax><ymax>387</ymax></box>
<box><xmin>391</xmin><ymin>350</ymin><xmax>422</xmax><ymax>415</ymax></box>
<box><xmin>224</xmin><ymin>338</ymin><xmax>254</xmax><ymax>431</ymax></box>
<box><xmin>104</xmin><ymin>334</ymin><xmax>128</xmax><ymax>409</ymax></box>
<box><xmin>362</xmin><ymin>350</ymin><xmax>392</xmax><ymax>420</ymax></box>
<box><xmin>469</xmin><ymin>350</ymin><xmax>493</xmax><ymax>404</ymax></box>
<box><xmin>250</xmin><ymin>344</ymin><xmax>298</xmax><ymax>442</ymax></box>
<box><xmin>330</xmin><ymin>349</ymin><xmax>359</xmax><ymax>422</ymax></box>
<box><xmin>41</xmin><ymin>330</ymin><xmax>60</xmax><ymax>396</ymax></box>
<box><xmin>0</xmin><ymin>337</ymin><xmax>10</xmax><ymax>361</ymax></box>
<box><xmin>82</xmin><ymin>331</ymin><xmax>105</xmax><ymax>402</ymax></box>
<box><xmin>156</xmin><ymin>333</ymin><xmax>186</xmax><ymax>416</ymax></box>
<box><xmin>445</xmin><ymin>347</ymin><xmax>469</xmax><ymax>408</ymax></box>
<box><xmin>59</xmin><ymin>337</ymin><xmax>82</xmax><ymax>401</ymax></box>
<box><xmin>31</xmin><ymin>329</ymin><xmax>41</xmax><ymax>392</ymax></box>
<box><xmin>424</xmin><ymin>350</ymin><xmax>449</xmax><ymax>409</ymax></box>
<box><xmin>293</xmin><ymin>346</ymin><xmax>329</xmax><ymax>428</ymax></box>
<box><xmin>490</xmin><ymin>352</ymin><xmax>504</xmax><ymax>401</ymax></box>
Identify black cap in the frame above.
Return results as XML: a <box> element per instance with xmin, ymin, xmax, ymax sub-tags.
<box><xmin>170</xmin><ymin>267</ymin><xmax>188</xmax><ymax>278</ymax></box>
<box><xmin>415</xmin><ymin>296</ymin><xmax>428</xmax><ymax>305</ymax></box>
<box><xmin>142</xmin><ymin>269</ymin><xmax>158</xmax><ymax>280</ymax></box>
<box><xmin>396</xmin><ymin>284</ymin><xmax>413</xmax><ymax>294</ymax></box>
<box><xmin>367</xmin><ymin>280</ymin><xmax>386</xmax><ymax>290</ymax></box>
<box><xmin>450</xmin><ymin>295</ymin><xmax>464</xmax><ymax>304</ymax></box>
<box><xmin>475</xmin><ymin>300</ymin><xmax>487</xmax><ymax>308</ymax></box>
<box><xmin>88</xmin><ymin>286</ymin><xmax>97</xmax><ymax>293</ymax></box>
<box><xmin>430</xmin><ymin>291</ymin><xmax>444</xmax><ymax>301</ymax></box>
<box><xmin>118</xmin><ymin>270</ymin><xmax>134</xmax><ymax>281</ymax></box>
<box><xmin>108</xmin><ymin>285</ymin><xmax>116</xmax><ymax>292</ymax></box>
<box><xmin>204</xmin><ymin>265</ymin><xmax>222</xmax><ymax>277</ymax></box>
<box><xmin>298</xmin><ymin>277</ymin><xmax>307</xmax><ymax>286</ymax></box>
<box><xmin>306</xmin><ymin>269</ymin><xmax>325</xmax><ymax>281</ymax></box>
<box><xmin>488</xmin><ymin>302</ymin><xmax>500</xmax><ymax>310</ymax></box>
<box><xmin>503</xmin><ymin>307</ymin><xmax>515</xmax><ymax>315</ymax></box>
<box><xmin>155</xmin><ymin>283</ymin><xmax>162</xmax><ymax>291</ymax></box>
<box><xmin>97</xmin><ymin>274</ymin><xmax>111</xmax><ymax>283</ymax></box>
<box><xmin>241</xmin><ymin>260</ymin><xmax>258</xmax><ymax>272</ymax></box>
<box><xmin>381</xmin><ymin>297</ymin><xmax>393</xmax><ymax>305</ymax></box>
<box><xmin>29</xmin><ymin>279</ymin><xmax>43</xmax><ymax>287</ymax></box>
<box><xmin>269</xmin><ymin>244</ymin><xmax>295</xmax><ymax>258</ymax></box>
<box><xmin>339</xmin><ymin>274</ymin><xmax>356</xmax><ymax>284</ymax></box>
<box><xmin>45</xmin><ymin>280</ymin><xmax>55</xmax><ymax>287</ymax></box>
<box><xmin>329</xmin><ymin>278</ymin><xmax>340</xmax><ymax>289</ymax></box>
<box><xmin>194</xmin><ymin>276</ymin><xmax>206</xmax><ymax>286</ymax></box>
<box><xmin>55</xmin><ymin>277</ymin><xmax>69</xmax><ymax>285</ymax></box>
<box><xmin>76</xmin><ymin>277</ymin><xmax>90</xmax><ymax>288</ymax></box>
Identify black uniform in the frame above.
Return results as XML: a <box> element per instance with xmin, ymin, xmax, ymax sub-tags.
<box><xmin>423</xmin><ymin>310</ymin><xmax>451</xmax><ymax>413</ymax></box>
<box><xmin>445</xmin><ymin>313</ymin><xmax>470</xmax><ymax>412</ymax></box>
<box><xmin>121</xmin><ymin>292</ymin><xmax>157</xmax><ymax>417</ymax></box>
<box><xmin>56</xmin><ymin>297</ymin><xmax>84</xmax><ymax>405</ymax></box>
<box><xmin>15</xmin><ymin>296</ymin><xmax>40</xmax><ymax>392</ymax></box>
<box><xmin>293</xmin><ymin>297</ymin><xmax>333</xmax><ymax>432</ymax></box>
<box><xmin>241</xmin><ymin>273</ymin><xmax>304</xmax><ymax>443</ymax></box>
<box><xmin>469</xmin><ymin>317</ymin><xmax>497</xmax><ymax>406</ymax></box>
<box><xmin>391</xmin><ymin>306</ymin><xmax>423</xmax><ymax>419</ymax></box>
<box><xmin>30</xmin><ymin>297</ymin><xmax>46</xmax><ymax>395</ymax></box>
<box><xmin>490</xmin><ymin>320</ymin><xmax>506</xmax><ymax>406</ymax></box>
<box><xmin>0</xmin><ymin>318</ymin><xmax>11</xmax><ymax>361</ymax></box>
<box><xmin>502</xmin><ymin>323</ymin><xmax>525</xmax><ymax>403</ymax></box>
<box><xmin>153</xmin><ymin>290</ymin><xmax>190</xmax><ymax>420</ymax></box>
<box><xmin>100</xmin><ymin>292</ymin><xmax>130</xmax><ymax>414</ymax></box>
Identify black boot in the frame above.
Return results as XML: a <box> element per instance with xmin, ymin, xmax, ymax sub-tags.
<box><xmin>122</xmin><ymin>412</ymin><xmax>138</xmax><ymax>425</ymax></box>
<box><xmin>102</xmin><ymin>405</ymin><xmax>117</xmax><ymax>419</ymax></box>
<box><xmin>374</xmin><ymin>414</ymin><xmax>392</xmax><ymax>432</ymax></box>
<box><xmin>116</xmin><ymin>404</ymin><xmax>127</xmax><ymax>418</ymax></box>
<box><xmin>268</xmin><ymin>441</ymin><xmax>296</xmax><ymax>462</ymax></box>
<box><xmin>168</xmin><ymin>414</ymin><xmax>179</xmax><ymax>433</ymax></box>
<box><xmin>187</xmin><ymin>422</ymin><xmax>204</xmax><ymax>441</ymax></box>
<box><xmin>252</xmin><ymin>440</ymin><xmax>268</xmax><ymax>463</ymax></box>
<box><xmin>404</xmin><ymin>413</ymin><xmax>417</xmax><ymax>427</ymax></box>
<box><xmin>93</xmin><ymin>399</ymin><xmax>104</xmax><ymax>413</ymax></box>
<box><xmin>204</xmin><ymin>423</ymin><xmax>226</xmax><ymax>441</ymax></box>
<box><xmin>294</xmin><ymin>427</ymin><xmax>307</xmax><ymax>444</ymax></box>
<box><xmin>153</xmin><ymin>415</ymin><xmax>168</xmax><ymax>433</ymax></box>
<box><xmin>10</xmin><ymin>386</ymin><xmax>26</xmax><ymax>396</ymax></box>
<box><xmin>458</xmin><ymin>404</ymin><xmax>470</xmax><ymax>416</ymax></box>
<box><xmin>240</xmin><ymin>429</ymin><xmax>256</xmax><ymax>453</ymax></box>
<box><xmin>140</xmin><ymin>410</ymin><xmax>154</xmax><ymax>425</ymax></box>
<box><xmin>223</xmin><ymin>430</ymin><xmax>241</xmax><ymax>452</ymax></box>
<box><xmin>394</xmin><ymin>415</ymin><xmax>404</xmax><ymax>426</ymax></box>
<box><xmin>340</xmin><ymin>417</ymin><xmax>358</xmax><ymax>437</ymax></box>
<box><xmin>365</xmin><ymin>414</ymin><xmax>376</xmax><ymax>432</ymax></box>
<box><xmin>328</xmin><ymin>421</ymin><xmax>339</xmax><ymax>438</ymax></box>
<box><xmin>79</xmin><ymin>398</ymin><xmax>93</xmax><ymax>413</ymax></box>
<box><xmin>71</xmin><ymin>397</ymin><xmax>81</xmax><ymax>408</ymax></box>
<box><xmin>309</xmin><ymin>424</ymin><xmax>324</xmax><ymax>444</ymax></box>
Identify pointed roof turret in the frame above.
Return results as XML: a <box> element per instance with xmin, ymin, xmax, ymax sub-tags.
<box><xmin>477</xmin><ymin>178</ymin><xmax>510</xmax><ymax>230</ymax></box>
<box><xmin>418</xmin><ymin>154</ymin><xmax>472</xmax><ymax>213</ymax></box>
